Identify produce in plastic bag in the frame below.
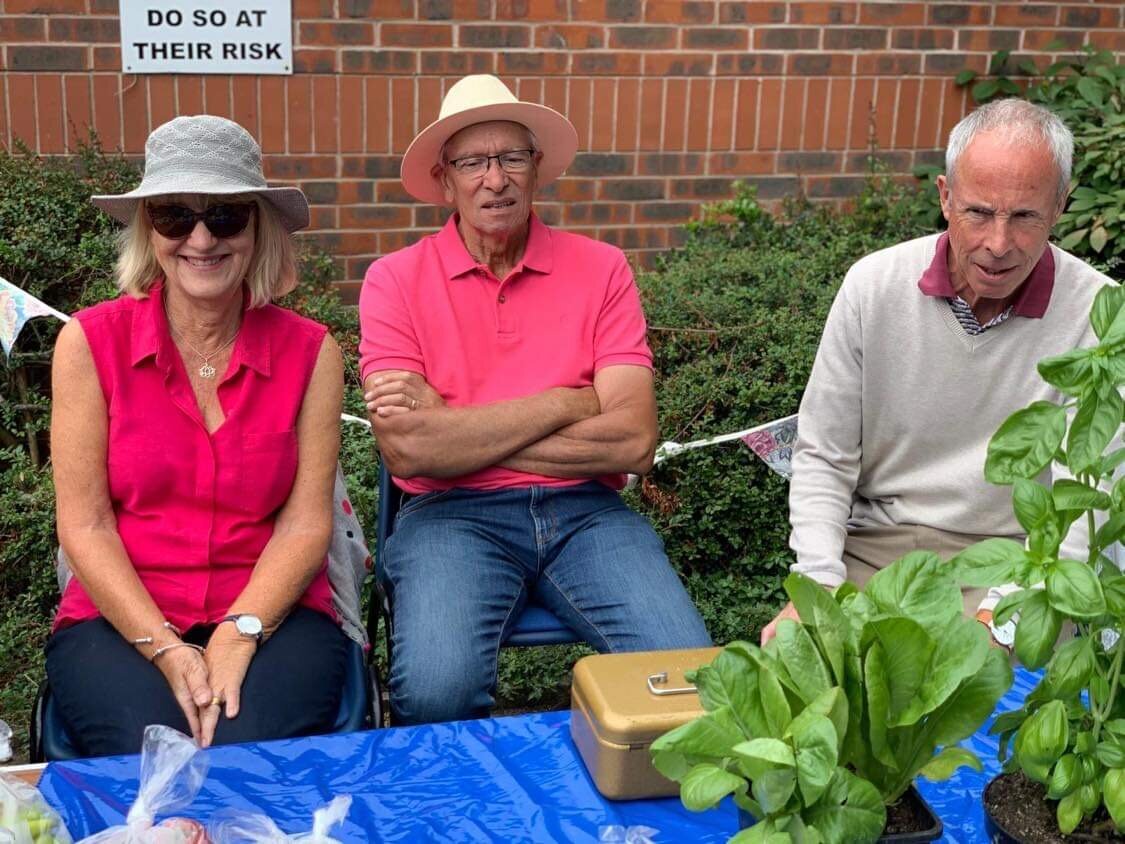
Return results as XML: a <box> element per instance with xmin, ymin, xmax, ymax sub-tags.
<box><xmin>77</xmin><ymin>725</ymin><xmax>209</xmax><ymax>844</ymax></box>
<box><xmin>0</xmin><ymin>720</ymin><xmax>11</xmax><ymax>763</ymax></box>
<box><xmin>0</xmin><ymin>773</ymin><xmax>73</xmax><ymax>844</ymax></box>
<box><xmin>209</xmin><ymin>796</ymin><xmax>351</xmax><ymax>843</ymax></box>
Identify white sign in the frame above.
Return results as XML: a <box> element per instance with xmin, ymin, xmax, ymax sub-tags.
<box><xmin>120</xmin><ymin>0</ymin><xmax>293</xmax><ymax>75</ymax></box>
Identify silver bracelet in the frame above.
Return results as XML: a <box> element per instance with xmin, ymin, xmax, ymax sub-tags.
<box><xmin>150</xmin><ymin>642</ymin><xmax>205</xmax><ymax>662</ymax></box>
<box><xmin>132</xmin><ymin>621</ymin><xmax>183</xmax><ymax>648</ymax></box>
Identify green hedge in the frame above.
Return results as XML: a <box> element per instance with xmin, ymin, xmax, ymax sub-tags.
<box><xmin>0</xmin><ymin>140</ymin><xmax>931</xmax><ymax>758</ymax></box>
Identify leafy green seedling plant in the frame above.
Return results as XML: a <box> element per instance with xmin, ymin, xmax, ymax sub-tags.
<box><xmin>950</xmin><ymin>283</ymin><xmax>1125</xmax><ymax>835</ymax></box>
<box><xmin>651</xmin><ymin>554</ymin><xmax>1012</xmax><ymax>844</ymax></box>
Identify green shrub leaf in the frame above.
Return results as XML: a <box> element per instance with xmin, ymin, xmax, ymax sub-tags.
<box><xmin>985</xmin><ymin>401</ymin><xmax>1068</xmax><ymax>484</ymax></box>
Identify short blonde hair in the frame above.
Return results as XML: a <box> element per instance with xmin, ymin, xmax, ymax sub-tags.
<box><xmin>114</xmin><ymin>195</ymin><xmax>297</xmax><ymax>308</ymax></box>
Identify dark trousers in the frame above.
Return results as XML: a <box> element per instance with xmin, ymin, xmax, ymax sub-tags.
<box><xmin>46</xmin><ymin>607</ymin><xmax>349</xmax><ymax>757</ymax></box>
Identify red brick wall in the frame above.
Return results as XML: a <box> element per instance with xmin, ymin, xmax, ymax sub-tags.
<box><xmin>2</xmin><ymin>1</ymin><xmax>1123</xmax><ymax>298</ymax></box>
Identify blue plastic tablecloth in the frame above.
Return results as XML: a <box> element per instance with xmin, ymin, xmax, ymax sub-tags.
<box><xmin>38</xmin><ymin>669</ymin><xmax>1040</xmax><ymax>843</ymax></box>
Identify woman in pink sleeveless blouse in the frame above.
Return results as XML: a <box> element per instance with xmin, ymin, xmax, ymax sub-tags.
<box><xmin>46</xmin><ymin>116</ymin><xmax>349</xmax><ymax>757</ymax></box>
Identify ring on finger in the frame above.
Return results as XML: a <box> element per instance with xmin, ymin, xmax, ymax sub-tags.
<box><xmin>410</xmin><ymin>398</ymin><xmax>418</xmax><ymax>410</ymax></box>
<box><xmin>210</xmin><ymin>695</ymin><xmax>222</xmax><ymax>708</ymax></box>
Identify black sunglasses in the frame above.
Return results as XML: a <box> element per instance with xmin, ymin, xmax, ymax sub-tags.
<box><xmin>146</xmin><ymin>202</ymin><xmax>255</xmax><ymax>239</ymax></box>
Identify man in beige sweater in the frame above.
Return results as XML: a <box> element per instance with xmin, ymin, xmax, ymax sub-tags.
<box><xmin>762</xmin><ymin>99</ymin><xmax>1115</xmax><ymax>645</ymax></box>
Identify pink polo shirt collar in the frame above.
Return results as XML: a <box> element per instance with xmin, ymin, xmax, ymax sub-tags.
<box><xmin>436</xmin><ymin>212</ymin><xmax>555</xmax><ymax>280</ymax></box>
<box><xmin>917</xmin><ymin>231</ymin><xmax>1055</xmax><ymax>318</ymax></box>
<box><xmin>130</xmin><ymin>280</ymin><xmax>272</xmax><ymax>378</ymax></box>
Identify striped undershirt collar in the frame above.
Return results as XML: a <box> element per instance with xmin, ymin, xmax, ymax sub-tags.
<box><xmin>948</xmin><ymin>296</ymin><xmax>1013</xmax><ymax>335</ymax></box>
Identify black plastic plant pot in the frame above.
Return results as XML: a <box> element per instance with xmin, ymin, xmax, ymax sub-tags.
<box><xmin>737</xmin><ymin>786</ymin><xmax>944</xmax><ymax>843</ymax></box>
<box><xmin>981</xmin><ymin>776</ymin><xmax>1025</xmax><ymax>844</ymax></box>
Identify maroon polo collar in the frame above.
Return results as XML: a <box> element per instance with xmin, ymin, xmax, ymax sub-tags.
<box><xmin>917</xmin><ymin>232</ymin><xmax>1055</xmax><ymax>319</ymax></box>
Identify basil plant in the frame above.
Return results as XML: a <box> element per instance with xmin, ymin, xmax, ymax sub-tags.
<box><xmin>951</xmin><ymin>284</ymin><xmax>1125</xmax><ymax>835</ymax></box>
<box><xmin>650</xmin><ymin>555</ymin><xmax>1012</xmax><ymax>844</ymax></box>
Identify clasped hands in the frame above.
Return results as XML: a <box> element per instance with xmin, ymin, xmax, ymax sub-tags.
<box><xmin>153</xmin><ymin>625</ymin><xmax>257</xmax><ymax>748</ymax></box>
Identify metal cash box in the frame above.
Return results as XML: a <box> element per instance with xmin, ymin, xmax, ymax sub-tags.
<box><xmin>569</xmin><ymin>647</ymin><xmax>722</xmax><ymax>800</ymax></box>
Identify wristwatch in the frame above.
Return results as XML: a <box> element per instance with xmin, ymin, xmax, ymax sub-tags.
<box><xmin>976</xmin><ymin>610</ymin><xmax>1015</xmax><ymax>652</ymax></box>
<box><xmin>218</xmin><ymin>613</ymin><xmax>264</xmax><ymax>642</ymax></box>
<box><xmin>989</xmin><ymin>617</ymin><xmax>1017</xmax><ymax>651</ymax></box>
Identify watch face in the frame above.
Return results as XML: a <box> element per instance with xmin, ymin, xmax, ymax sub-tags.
<box><xmin>991</xmin><ymin>619</ymin><xmax>1016</xmax><ymax>647</ymax></box>
<box><xmin>235</xmin><ymin>615</ymin><xmax>263</xmax><ymax>637</ymax></box>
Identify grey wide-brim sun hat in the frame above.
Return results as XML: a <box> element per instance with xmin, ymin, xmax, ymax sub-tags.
<box><xmin>91</xmin><ymin>115</ymin><xmax>310</xmax><ymax>232</ymax></box>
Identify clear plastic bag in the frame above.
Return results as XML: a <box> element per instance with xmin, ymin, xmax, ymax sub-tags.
<box><xmin>77</xmin><ymin>726</ymin><xmax>209</xmax><ymax>844</ymax></box>
<box><xmin>208</xmin><ymin>796</ymin><xmax>351</xmax><ymax>844</ymax></box>
<box><xmin>0</xmin><ymin>720</ymin><xmax>12</xmax><ymax>763</ymax></box>
<box><xmin>0</xmin><ymin>772</ymin><xmax>73</xmax><ymax>844</ymax></box>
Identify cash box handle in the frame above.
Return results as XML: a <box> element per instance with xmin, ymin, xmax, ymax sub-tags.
<box><xmin>646</xmin><ymin>672</ymin><xmax>699</xmax><ymax>697</ymax></box>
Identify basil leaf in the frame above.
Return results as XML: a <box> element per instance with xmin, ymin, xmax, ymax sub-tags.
<box><xmin>1045</xmin><ymin>636</ymin><xmax>1096</xmax><ymax>699</ymax></box>
<box><xmin>1105</xmin><ymin>768</ymin><xmax>1125</xmax><ymax>830</ymax></box>
<box><xmin>1046</xmin><ymin>560</ymin><xmax>1107</xmax><ymax>618</ymax></box>
<box><xmin>1015</xmin><ymin>591</ymin><xmax>1063</xmax><ymax>669</ymax></box>
<box><xmin>949</xmin><ymin>538</ymin><xmax>1026</xmax><ymax>588</ymax></box>
<box><xmin>1090</xmin><ymin>283</ymin><xmax>1125</xmax><ymax>341</ymax></box>
<box><xmin>1047</xmin><ymin>754</ymin><xmax>1081</xmax><ymax>800</ymax></box>
<box><xmin>1068</xmin><ymin>386</ymin><xmax>1123</xmax><ymax>476</ymax></box>
<box><xmin>985</xmin><ymin>401</ymin><xmax>1068</xmax><ymax>484</ymax></box>
<box><xmin>1053</xmin><ymin>478</ymin><xmax>1111</xmax><ymax>511</ymax></box>
<box><xmin>1039</xmin><ymin>348</ymin><xmax>1094</xmax><ymax>396</ymax></box>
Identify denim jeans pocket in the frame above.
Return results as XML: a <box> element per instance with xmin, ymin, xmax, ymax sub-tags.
<box><xmin>394</xmin><ymin>488</ymin><xmax>456</xmax><ymax>523</ymax></box>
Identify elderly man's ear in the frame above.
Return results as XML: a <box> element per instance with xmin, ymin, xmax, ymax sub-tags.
<box><xmin>432</xmin><ymin>163</ymin><xmax>456</xmax><ymax>205</ymax></box>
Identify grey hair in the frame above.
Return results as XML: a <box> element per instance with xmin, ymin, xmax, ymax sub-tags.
<box><xmin>946</xmin><ymin>98</ymin><xmax>1073</xmax><ymax>200</ymax></box>
<box><xmin>438</xmin><ymin>122</ymin><xmax>540</xmax><ymax>166</ymax></box>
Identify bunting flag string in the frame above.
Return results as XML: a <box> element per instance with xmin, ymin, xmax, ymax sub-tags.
<box><xmin>0</xmin><ymin>276</ymin><xmax>71</xmax><ymax>358</ymax></box>
<box><xmin>654</xmin><ymin>413</ymin><xmax>799</xmax><ymax>480</ymax></box>
<box><xmin>0</xmin><ymin>279</ymin><xmax>799</xmax><ymax>480</ymax></box>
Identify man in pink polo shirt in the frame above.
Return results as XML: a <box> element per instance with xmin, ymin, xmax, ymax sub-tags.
<box><xmin>358</xmin><ymin>75</ymin><xmax>710</xmax><ymax>725</ymax></box>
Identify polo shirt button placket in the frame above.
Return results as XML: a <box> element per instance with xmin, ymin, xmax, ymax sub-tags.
<box><xmin>496</xmin><ymin>283</ymin><xmax>516</xmax><ymax>335</ymax></box>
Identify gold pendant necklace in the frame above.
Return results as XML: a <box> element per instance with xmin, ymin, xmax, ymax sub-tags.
<box><xmin>168</xmin><ymin>321</ymin><xmax>239</xmax><ymax>379</ymax></box>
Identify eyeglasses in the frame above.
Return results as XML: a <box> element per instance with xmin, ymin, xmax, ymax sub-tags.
<box><xmin>146</xmin><ymin>202</ymin><xmax>256</xmax><ymax>239</ymax></box>
<box><xmin>445</xmin><ymin>149</ymin><xmax>536</xmax><ymax>178</ymax></box>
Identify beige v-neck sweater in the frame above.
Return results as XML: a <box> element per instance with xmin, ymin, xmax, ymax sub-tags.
<box><xmin>789</xmin><ymin>233</ymin><xmax>1114</xmax><ymax>591</ymax></box>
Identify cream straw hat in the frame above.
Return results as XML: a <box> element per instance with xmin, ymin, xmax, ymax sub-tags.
<box><xmin>400</xmin><ymin>74</ymin><xmax>579</xmax><ymax>206</ymax></box>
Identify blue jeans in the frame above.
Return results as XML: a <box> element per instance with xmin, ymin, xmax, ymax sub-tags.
<box><xmin>383</xmin><ymin>481</ymin><xmax>711</xmax><ymax>724</ymax></box>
